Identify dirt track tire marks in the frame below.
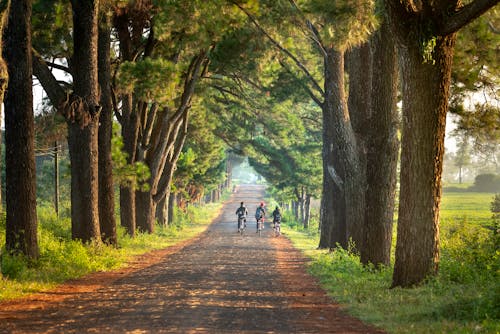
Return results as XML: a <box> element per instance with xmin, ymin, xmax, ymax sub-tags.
<box><xmin>0</xmin><ymin>184</ymin><xmax>384</xmax><ymax>333</ymax></box>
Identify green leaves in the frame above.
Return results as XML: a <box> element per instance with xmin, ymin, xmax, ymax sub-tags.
<box><xmin>300</xmin><ymin>0</ymin><xmax>378</xmax><ymax>50</ymax></box>
<box><xmin>116</xmin><ymin>59</ymin><xmax>179</xmax><ymax>105</ymax></box>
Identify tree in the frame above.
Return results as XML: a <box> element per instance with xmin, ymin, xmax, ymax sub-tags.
<box><xmin>67</xmin><ymin>0</ymin><xmax>101</xmax><ymax>242</ymax></box>
<box><xmin>3</xmin><ymin>0</ymin><xmax>39</xmax><ymax>258</ymax></box>
<box><xmin>454</xmin><ymin>135</ymin><xmax>472</xmax><ymax>184</ymax></box>
<box><xmin>384</xmin><ymin>0</ymin><xmax>499</xmax><ymax>288</ymax></box>
<box><xmin>97</xmin><ymin>8</ymin><xmax>117</xmax><ymax>245</ymax></box>
<box><xmin>0</xmin><ymin>0</ymin><xmax>9</xmax><ymax>211</ymax></box>
<box><xmin>360</xmin><ymin>18</ymin><xmax>400</xmax><ymax>267</ymax></box>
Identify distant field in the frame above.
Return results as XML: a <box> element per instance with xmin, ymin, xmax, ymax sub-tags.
<box><xmin>440</xmin><ymin>191</ymin><xmax>496</xmax><ymax>226</ymax></box>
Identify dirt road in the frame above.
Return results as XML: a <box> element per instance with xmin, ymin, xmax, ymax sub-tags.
<box><xmin>0</xmin><ymin>184</ymin><xmax>384</xmax><ymax>333</ymax></box>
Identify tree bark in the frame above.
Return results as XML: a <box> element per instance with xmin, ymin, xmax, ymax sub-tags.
<box><xmin>4</xmin><ymin>0</ymin><xmax>39</xmax><ymax>258</ymax></box>
<box><xmin>168</xmin><ymin>191</ymin><xmax>175</xmax><ymax>225</ymax></box>
<box><xmin>54</xmin><ymin>141</ymin><xmax>60</xmax><ymax>216</ymax></box>
<box><xmin>346</xmin><ymin>42</ymin><xmax>371</xmax><ymax>251</ymax></box>
<box><xmin>361</xmin><ymin>21</ymin><xmax>400</xmax><ymax>267</ymax></box>
<box><xmin>68</xmin><ymin>0</ymin><xmax>101</xmax><ymax>243</ymax></box>
<box><xmin>391</xmin><ymin>33</ymin><xmax>455</xmax><ymax>286</ymax></box>
<box><xmin>323</xmin><ymin>48</ymin><xmax>365</xmax><ymax>250</ymax></box>
<box><xmin>98</xmin><ymin>14</ymin><xmax>117</xmax><ymax>245</ymax></box>
<box><xmin>304</xmin><ymin>194</ymin><xmax>311</xmax><ymax>229</ymax></box>
<box><xmin>383</xmin><ymin>0</ymin><xmax>500</xmax><ymax>287</ymax></box>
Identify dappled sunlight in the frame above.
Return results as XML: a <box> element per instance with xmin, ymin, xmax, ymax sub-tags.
<box><xmin>1</xmin><ymin>185</ymin><xmax>383</xmax><ymax>333</ymax></box>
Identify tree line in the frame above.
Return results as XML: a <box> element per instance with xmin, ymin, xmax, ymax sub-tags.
<box><xmin>1</xmin><ymin>0</ymin><xmax>498</xmax><ymax>289</ymax></box>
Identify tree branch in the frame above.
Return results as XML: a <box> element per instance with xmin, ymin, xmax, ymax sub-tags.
<box><xmin>278</xmin><ymin>59</ymin><xmax>324</xmax><ymax>107</ymax></box>
<box><xmin>232</xmin><ymin>1</ymin><xmax>324</xmax><ymax>99</ymax></box>
<box><xmin>441</xmin><ymin>0</ymin><xmax>500</xmax><ymax>35</ymax></box>
<box><xmin>32</xmin><ymin>49</ymin><xmax>68</xmax><ymax>109</ymax></box>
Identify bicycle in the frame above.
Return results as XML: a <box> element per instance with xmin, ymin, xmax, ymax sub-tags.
<box><xmin>256</xmin><ymin>217</ymin><xmax>264</xmax><ymax>237</ymax></box>
<box><xmin>237</xmin><ymin>216</ymin><xmax>246</xmax><ymax>235</ymax></box>
<box><xmin>273</xmin><ymin>220</ymin><xmax>281</xmax><ymax>237</ymax></box>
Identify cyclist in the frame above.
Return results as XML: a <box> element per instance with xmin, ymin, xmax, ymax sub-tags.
<box><xmin>272</xmin><ymin>206</ymin><xmax>282</xmax><ymax>228</ymax></box>
<box><xmin>255</xmin><ymin>202</ymin><xmax>266</xmax><ymax>233</ymax></box>
<box><xmin>235</xmin><ymin>202</ymin><xmax>248</xmax><ymax>231</ymax></box>
<box><xmin>272</xmin><ymin>206</ymin><xmax>282</xmax><ymax>236</ymax></box>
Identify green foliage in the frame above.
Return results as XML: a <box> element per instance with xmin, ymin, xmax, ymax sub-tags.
<box><xmin>300</xmin><ymin>0</ymin><xmax>377</xmax><ymax>50</ymax></box>
<box><xmin>471</xmin><ymin>174</ymin><xmax>500</xmax><ymax>193</ymax></box>
<box><xmin>281</xmin><ymin>192</ymin><xmax>500</xmax><ymax>333</ymax></box>
<box><xmin>111</xmin><ymin>123</ymin><xmax>151</xmax><ymax>191</ymax></box>
<box><xmin>116</xmin><ymin>59</ymin><xmax>179</xmax><ymax>105</ymax></box>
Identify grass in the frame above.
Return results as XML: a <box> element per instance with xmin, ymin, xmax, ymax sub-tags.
<box><xmin>281</xmin><ymin>192</ymin><xmax>500</xmax><ymax>334</ymax></box>
<box><xmin>0</xmin><ymin>201</ymin><xmax>222</xmax><ymax>301</ymax></box>
<box><xmin>440</xmin><ymin>192</ymin><xmax>496</xmax><ymax>227</ymax></box>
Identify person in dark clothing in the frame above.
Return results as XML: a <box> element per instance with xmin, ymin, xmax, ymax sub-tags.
<box><xmin>255</xmin><ymin>202</ymin><xmax>266</xmax><ymax>232</ymax></box>
<box><xmin>235</xmin><ymin>202</ymin><xmax>248</xmax><ymax>230</ymax></box>
<box><xmin>272</xmin><ymin>206</ymin><xmax>282</xmax><ymax>228</ymax></box>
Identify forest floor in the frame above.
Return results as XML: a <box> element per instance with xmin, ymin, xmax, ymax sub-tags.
<box><xmin>0</xmin><ymin>184</ymin><xmax>385</xmax><ymax>333</ymax></box>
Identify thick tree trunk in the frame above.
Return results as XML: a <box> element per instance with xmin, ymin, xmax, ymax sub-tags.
<box><xmin>68</xmin><ymin>0</ymin><xmax>101</xmax><ymax>243</ymax></box>
<box><xmin>4</xmin><ymin>0</ymin><xmax>39</xmax><ymax>258</ymax></box>
<box><xmin>0</xmin><ymin>2</ymin><xmax>9</xmax><ymax>212</ymax></box>
<box><xmin>98</xmin><ymin>15</ymin><xmax>117</xmax><ymax>245</ymax></box>
<box><xmin>361</xmin><ymin>21</ymin><xmax>399</xmax><ymax>267</ymax></box>
<box><xmin>136</xmin><ymin>190</ymin><xmax>156</xmax><ymax>233</ymax></box>
<box><xmin>156</xmin><ymin>194</ymin><xmax>167</xmax><ymax>226</ymax></box>
<box><xmin>319</xmin><ymin>110</ymin><xmax>335</xmax><ymax>248</ymax></box>
<box><xmin>392</xmin><ymin>34</ymin><xmax>456</xmax><ymax>287</ymax></box>
<box><xmin>323</xmin><ymin>48</ymin><xmax>365</xmax><ymax>250</ymax></box>
<box><xmin>346</xmin><ymin>43</ymin><xmax>371</xmax><ymax>251</ymax></box>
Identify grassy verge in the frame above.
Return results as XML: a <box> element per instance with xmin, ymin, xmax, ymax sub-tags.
<box><xmin>0</xmin><ymin>201</ymin><xmax>222</xmax><ymax>301</ymax></box>
<box><xmin>281</xmin><ymin>192</ymin><xmax>499</xmax><ymax>334</ymax></box>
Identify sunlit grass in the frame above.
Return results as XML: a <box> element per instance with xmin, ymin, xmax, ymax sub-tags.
<box><xmin>440</xmin><ymin>192</ymin><xmax>495</xmax><ymax>226</ymax></box>
<box><xmin>281</xmin><ymin>192</ymin><xmax>499</xmax><ymax>334</ymax></box>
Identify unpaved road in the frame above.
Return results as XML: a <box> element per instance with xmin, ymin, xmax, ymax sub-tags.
<box><xmin>0</xmin><ymin>185</ymin><xmax>384</xmax><ymax>333</ymax></box>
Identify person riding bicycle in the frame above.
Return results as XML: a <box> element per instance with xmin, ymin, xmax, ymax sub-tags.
<box><xmin>255</xmin><ymin>202</ymin><xmax>266</xmax><ymax>232</ymax></box>
<box><xmin>236</xmin><ymin>202</ymin><xmax>248</xmax><ymax>230</ymax></box>
<box><xmin>272</xmin><ymin>206</ymin><xmax>282</xmax><ymax>228</ymax></box>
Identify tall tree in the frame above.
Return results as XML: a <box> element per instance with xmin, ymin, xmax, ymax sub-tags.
<box><xmin>4</xmin><ymin>0</ymin><xmax>39</xmax><ymax>258</ymax></box>
<box><xmin>0</xmin><ymin>0</ymin><xmax>9</xmax><ymax>212</ymax></box>
<box><xmin>67</xmin><ymin>0</ymin><xmax>101</xmax><ymax>242</ymax></box>
<box><xmin>385</xmin><ymin>0</ymin><xmax>499</xmax><ymax>287</ymax></box>
<box><xmin>98</xmin><ymin>8</ymin><xmax>117</xmax><ymax>244</ymax></box>
<box><xmin>360</xmin><ymin>19</ymin><xmax>400</xmax><ymax>267</ymax></box>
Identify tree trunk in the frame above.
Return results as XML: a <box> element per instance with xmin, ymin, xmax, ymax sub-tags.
<box><xmin>114</xmin><ymin>9</ymin><xmax>141</xmax><ymax>237</ymax></box>
<box><xmin>304</xmin><ymin>194</ymin><xmax>311</xmax><ymax>229</ymax></box>
<box><xmin>392</xmin><ymin>34</ymin><xmax>456</xmax><ymax>287</ymax></box>
<box><xmin>68</xmin><ymin>0</ymin><xmax>101</xmax><ymax>243</ymax></box>
<box><xmin>361</xmin><ymin>21</ymin><xmax>399</xmax><ymax>267</ymax></box>
<box><xmin>98</xmin><ymin>14</ymin><xmax>117</xmax><ymax>245</ymax></box>
<box><xmin>323</xmin><ymin>48</ymin><xmax>365</xmax><ymax>250</ymax></box>
<box><xmin>168</xmin><ymin>191</ymin><xmax>175</xmax><ymax>225</ymax></box>
<box><xmin>346</xmin><ymin>43</ymin><xmax>371</xmax><ymax>251</ymax></box>
<box><xmin>0</xmin><ymin>1</ymin><xmax>9</xmax><ymax>212</ymax></box>
<box><xmin>54</xmin><ymin>141</ymin><xmax>60</xmax><ymax>216</ymax></box>
<box><xmin>156</xmin><ymin>194</ymin><xmax>167</xmax><ymax>226</ymax></box>
<box><xmin>4</xmin><ymin>0</ymin><xmax>39</xmax><ymax>258</ymax></box>
<box><xmin>136</xmin><ymin>189</ymin><xmax>156</xmax><ymax>233</ymax></box>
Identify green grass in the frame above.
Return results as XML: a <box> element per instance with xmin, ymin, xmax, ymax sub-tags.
<box><xmin>440</xmin><ymin>192</ymin><xmax>496</xmax><ymax>227</ymax></box>
<box><xmin>0</xmin><ymin>201</ymin><xmax>222</xmax><ymax>301</ymax></box>
<box><xmin>281</xmin><ymin>192</ymin><xmax>500</xmax><ymax>334</ymax></box>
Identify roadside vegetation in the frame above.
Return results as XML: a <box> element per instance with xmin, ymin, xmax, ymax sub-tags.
<box><xmin>0</xmin><ymin>200</ymin><xmax>223</xmax><ymax>301</ymax></box>
<box><xmin>279</xmin><ymin>191</ymin><xmax>499</xmax><ymax>333</ymax></box>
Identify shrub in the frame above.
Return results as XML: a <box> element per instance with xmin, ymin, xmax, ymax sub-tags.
<box><xmin>469</xmin><ymin>174</ymin><xmax>500</xmax><ymax>192</ymax></box>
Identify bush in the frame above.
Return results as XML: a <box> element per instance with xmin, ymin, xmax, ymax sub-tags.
<box><xmin>469</xmin><ymin>174</ymin><xmax>500</xmax><ymax>192</ymax></box>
